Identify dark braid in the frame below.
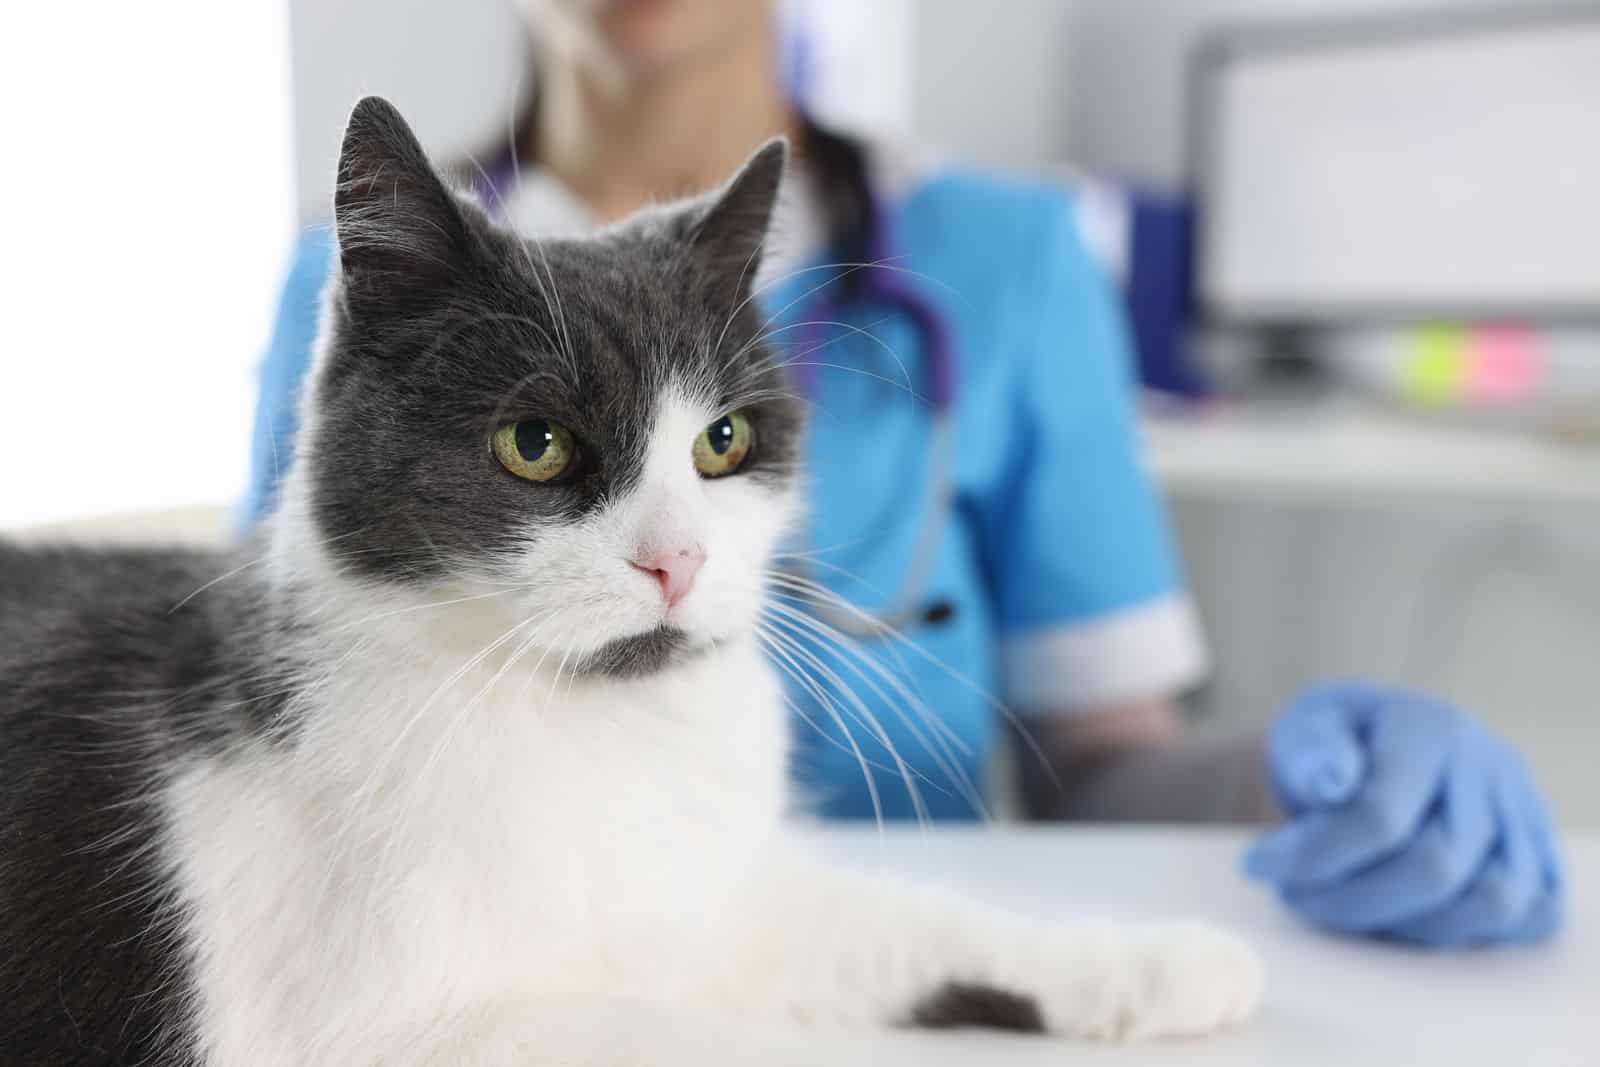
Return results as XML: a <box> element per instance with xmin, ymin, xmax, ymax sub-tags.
<box><xmin>795</xmin><ymin>114</ymin><xmax>876</xmax><ymax>303</ymax></box>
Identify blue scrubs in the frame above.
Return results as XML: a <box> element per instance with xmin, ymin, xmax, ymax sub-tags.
<box><xmin>244</xmin><ymin>171</ymin><xmax>1207</xmax><ymax>821</ymax></box>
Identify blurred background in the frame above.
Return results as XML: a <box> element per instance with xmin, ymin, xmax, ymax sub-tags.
<box><xmin>3</xmin><ymin>0</ymin><xmax>1597</xmax><ymax>820</ymax></box>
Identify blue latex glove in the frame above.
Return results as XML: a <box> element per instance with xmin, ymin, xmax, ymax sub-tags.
<box><xmin>1244</xmin><ymin>681</ymin><xmax>1564</xmax><ymax>947</ymax></box>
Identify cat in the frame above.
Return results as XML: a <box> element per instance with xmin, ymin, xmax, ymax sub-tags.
<box><xmin>0</xmin><ymin>97</ymin><xmax>1262</xmax><ymax>1066</ymax></box>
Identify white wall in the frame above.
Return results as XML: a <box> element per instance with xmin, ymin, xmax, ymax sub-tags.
<box><xmin>907</xmin><ymin>0</ymin><xmax>1075</xmax><ymax>170</ymax></box>
<box><xmin>0</xmin><ymin>1</ymin><xmax>295</xmax><ymax>527</ymax></box>
<box><xmin>290</xmin><ymin>0</ymin><xmax>528</xmax><ymax>223</ymax></box>
<box><xmin>1063</xmin><ymin>0</ymin><xmax>1536</xmax><ymax>191</ymax></box>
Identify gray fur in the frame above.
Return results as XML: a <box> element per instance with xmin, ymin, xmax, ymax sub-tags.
<box><xmin>0</xmin><ymin>540</ymin><xmax>284</xmax><ymax>1065</ymax></box>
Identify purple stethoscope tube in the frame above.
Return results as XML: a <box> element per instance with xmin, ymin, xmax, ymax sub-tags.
<box><xmin>786</xmin><ymin>212</ymin><xmax>956</xmax><ymax>417</ymax></box>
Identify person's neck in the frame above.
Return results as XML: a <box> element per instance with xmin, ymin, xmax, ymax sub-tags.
<box><xmin>537</xmin><ymin>35</ymin><xmax>799</xmax><ymax>221</ymax></box>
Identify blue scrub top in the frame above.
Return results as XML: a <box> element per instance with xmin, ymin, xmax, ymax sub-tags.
<box><xmin>244</xmin><ymin>170</ymin><xmax>1207</xmax><ymax>821</ymax></box>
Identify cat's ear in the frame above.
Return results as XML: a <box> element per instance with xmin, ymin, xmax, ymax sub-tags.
<box><xmin>333</xmin><ymin>97</ymin><xmax>472</xmax><ymax>293</ymax></box>
<box><xmin>681</xmin><ymin>138</ymin><xmax>788</xmax><ymax>303</ymax></box>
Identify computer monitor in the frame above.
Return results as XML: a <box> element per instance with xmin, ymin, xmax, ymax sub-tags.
<box><xmin>1192</xmin><ymin>5</ymin><xmax>1600</xmax><ymax>327</ymax></box>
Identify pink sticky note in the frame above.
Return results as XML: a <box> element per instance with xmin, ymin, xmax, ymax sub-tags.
<box><xmin>1469</xmin><ymin>325</ymin><xmax>1541</xmax><ymax>404</ymax></box>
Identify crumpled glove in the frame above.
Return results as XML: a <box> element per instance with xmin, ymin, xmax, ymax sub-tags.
<box><xmin>1244</xmin><ymin>681</ymin><xmax>1564</xmax><ymax>947</ymax></box>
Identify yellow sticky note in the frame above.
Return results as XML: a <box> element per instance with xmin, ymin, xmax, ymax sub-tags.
<box><xmin>1401</xmin><ymin>325</ymin><xmax>1467</xmax><ymax>407</ymax></box>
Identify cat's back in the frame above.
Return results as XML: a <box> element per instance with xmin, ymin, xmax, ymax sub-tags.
<box><xmin>0</xmin><ymin>539</ymin><xmax>250</xmax><ymax>1066</ymax></box>
<box><xmin>1</xmin><ymin>537</ymin><xmax>221</xmax><ymax>630</ymax></box>
<box><xmin>0</xmin><ymin>540</ymin><xmax>248</xmax><ymax>729</ymax></box>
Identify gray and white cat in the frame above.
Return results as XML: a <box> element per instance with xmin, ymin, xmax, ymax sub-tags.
<box><xmin>0</xmin><ymin>98</ymin><xmax>1261</xmax><ymax>1066</ymax></box>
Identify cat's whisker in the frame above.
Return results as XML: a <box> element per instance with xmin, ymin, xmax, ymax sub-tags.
<box><xmin>745</xmin><ymin>615</ymin><xmax>941</xmax><ymax>796</ymax></box>
<box><xmin>410</xmin><ymin>609</ymin><xmax>563</xmax><ymax>787</ymax></box>
<box><xmin>721</xmin><ymin>256</ymin><xmax>910</xmax><ymax>362</ymax></box>
<box><xmin>763</xmin><ymin>571</ymin><xmax>960</xmax><ymax>737</ymax></box>
<box><xmin>728</xmin><ymin>314</ymin><xmax>915</xmax><ymax>399</ymax></box>
<box><xmin>755</xmin><ymin>627</ymin><xmax>887</xmax><ymax>833</ymax></box>
<box><xmin>776</xmin><ymin>693</ymin><xmax>923</xmax><ymax>782</ymax></box>
<box><xmin>323</xmin><ymin>586</ymin><xmax>535</xmax><ymax>635</ymax></box>
<box><xmin>815</xmin><ymin>258</ymin><xmax>970</xmax><ymax>304</ymax></box>
<box><xmin>344</xmin><ymin>612</ymin><xmax>545</xmax><ymax>835</ymax></box>
<box><xmin>763</xmin><ymin>572</ymin><xmax>993</xmax><ymax>789</ymax></box>
<box><xmin>765</xmin><ymin>573</ymin><xmax>980</xmax><ymax>766</ymax></box>
<box><xmin>511</xmin><ymin>616</ymin><xmax>577</xmax><ymax>707</ymax></box>
<box><xmin>768</xmin><ymin>566</ymin><xmax>1061</xmax><ymax>798</ymax></box>
<box><xmin>400</xmin><ymin>305</ymin><xmax>568</xmax><ymax>399</ymax></box>
<box><xmin>761</xmin><ymin>599</ymin><xmax>984</xmax><ymax>815</ymax></box>
<box><xmin>735</xmin><ymin>315</ymin><xmax>876</xmax><ymax>352</ymax></box>
<box><xmin>706</xmin><ymin>233</ymin><xmax>772</xmax><ymax>367</ymax></box>
<box><xmin>710</xmin><ymin>258</ymin><xmax>868</xmax><ymax>363</ymax></box>
<box><xmin>774</xmin><ymin>361</ymin><xmax>928</xmax><ymax>402</ymax></box>
<box><xmin>719</xmin><ymin>326</ymin><xmax>925</xmax><ymax>413</ymax></box>
<box><xmin>726</xmin><ymin>383</ymin><xmax>812</xmax><ymax>404</ymax></box>
<box><xmin>509</xmin><ymin>245</ymin><xmax>580</xmax><ymax>384</ymax></box>
<box><xmin>344</xmin><ymin>610</ymin><xmax>556</xmax><ymax>952</ymax></box>
<box><xmin>544</xmin><ymin>647</ymin><xmax>575</xmax><ymax>715</ymax></box>
<box><xmin>368</xmin><ymin>609</ymin><xmax>565</xmax><ymax>920</ymax></box>
<box><xmin>723</xmin><ymin>312</ymin><xmax>894</xmax><ymax>376</ymax></box>
<box><xmin>769</xmin><ymin>539</ymin><xmax>886</xmax><ymax>563</ymax></box>
<box><xmin>528</xmin><ymin>233</ymin><xmax>580</xmax><ymax>379</ymax></box>
<box><xmin>761</xmin><ymin>606</ymin><xmax>978</xmax><ymax>819</ymax></box>
<box><xmin>166</xmin><ymin>527</ymin><xmax>371</xmax><ymax>614</ymax></box>
<box><xmin>166</xmin><ymin>556</ymin><xmax>271</xmax><ymax>615</ymax></box>
<box><xmin>469</xmin><ymin>97</ymin><xmax>603</xmax><ymax>466</ymax></box>
<box><xmin>758</xmin><ymin>623</ymin><xmax>930</xmax><ymax>827</ymax></box>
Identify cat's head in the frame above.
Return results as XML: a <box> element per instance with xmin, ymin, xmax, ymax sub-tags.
<box><xmin>283</xmin><ymin>97</ymin><xmax>802</xmax><ymax>677</ymax></box>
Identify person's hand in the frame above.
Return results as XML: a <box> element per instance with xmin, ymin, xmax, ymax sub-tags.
<box><xmin>1244</xmin><ymin>681</ymin><xmax>1564</xmax><ymax>947</ymax></box>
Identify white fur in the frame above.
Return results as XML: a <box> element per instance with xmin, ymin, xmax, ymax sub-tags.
<box><xmin>166</xmin><ymin>387</ymin><xmax>1261</xmax><ymax>1065</ymax></box>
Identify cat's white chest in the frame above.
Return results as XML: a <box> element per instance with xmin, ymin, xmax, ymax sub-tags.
<box><xmin>166</xmin><ymin>640</ymin><xmax>788</xmax><ymax>1064</ymax></box>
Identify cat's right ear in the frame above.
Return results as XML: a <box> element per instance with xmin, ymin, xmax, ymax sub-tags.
<box><xmin>676</xmin><ymin>138</ymin><xmax>788</xmax><ymax>308</ymax></box>
<box><xmin>333</xmin><ymin>97</ymin><xmax>471</xmax><ymax>295</ymax></box>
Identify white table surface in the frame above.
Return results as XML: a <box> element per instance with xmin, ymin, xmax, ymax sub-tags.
<box><xmin>805</xmin><ymin>826</ymin><xmax>1596</xmax><ymax>1066</ymax></box>
<box><xmin>1142</xmin><ymin>405</ymin><xmax>1600</xmax><ymax>506</ymax></box>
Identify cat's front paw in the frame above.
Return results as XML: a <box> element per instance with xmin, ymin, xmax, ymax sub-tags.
<box><xmin>1122</xmin><ymin>923</ymin><xmax>1263</xmax><ymax>1041</ymax></box>
<box><xmin>1040</xmin><ymin>922</ymin><xmax>1264</xmax><ymax>1042</ymax></box>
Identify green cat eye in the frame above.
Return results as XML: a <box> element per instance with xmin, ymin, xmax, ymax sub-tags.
<box><xmin>693</xmin><ymin>412</ymin><xmax>755</xmax><ymax>478</ymax></box>
<box><xmin>492</xmin><ymin>419</ymin><xmax>579</xmax><ymax>483</ymax></box>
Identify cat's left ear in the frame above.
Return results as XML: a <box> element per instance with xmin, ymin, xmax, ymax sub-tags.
<box><xmin>680</xmin><ymin>138</ymin><xmax>788</xmax><ymax>304</ymax></box>
<box><xmin>333</xmin><ymin>96</ymin><xmax>474</xmax><ymax>300</ymax></box>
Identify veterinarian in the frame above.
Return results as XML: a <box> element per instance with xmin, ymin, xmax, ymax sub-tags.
<box><xmin>243</xmin><ymin>0</ymin><xmax>1562</xmax><ymax>947</ymax></box>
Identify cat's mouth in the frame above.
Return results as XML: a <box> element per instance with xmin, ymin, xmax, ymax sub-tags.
<box><xmin>574</xmin><ymin>625</ymin><xmax>704</xmax><ymax>678</ymax></box>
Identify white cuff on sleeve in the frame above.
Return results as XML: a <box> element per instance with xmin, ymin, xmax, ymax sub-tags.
<box><xmin>1000</xmin><ymin>594</ymin><xmax>1210</xmax><ymax>714</ymax></box>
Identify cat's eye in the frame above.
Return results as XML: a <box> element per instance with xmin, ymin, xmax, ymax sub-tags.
<box><xmin>693</xmin><ymin>412</ymin><xmax>755</xmax><ymax>478</ymax></box>
<box><xmin>492</xmin><ymin>419</ymin><xmax>579</xmax><ymax>483</ymax></box>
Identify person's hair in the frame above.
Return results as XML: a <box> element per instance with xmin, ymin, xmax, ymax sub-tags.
<box><xmin>795</xmin><ymin>114</ymin><xmax>874</xmax><ymax>301</ymax></box>
<box><xmin>476</xmin><ymin>85</ymin><xmax>877</xmax><ymax>301</ymax></box>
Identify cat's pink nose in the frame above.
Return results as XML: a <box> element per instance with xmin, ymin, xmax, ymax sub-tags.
<box><xmin>630</xmin><ymin>544</ymin><xmax>705</xmax><ymax>610</ymax></box>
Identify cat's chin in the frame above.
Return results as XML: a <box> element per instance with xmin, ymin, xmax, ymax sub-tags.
<box><xmin>573</xmin><ymin>625</ymin><xmax>711</xmax><ymax>678</ymax></box>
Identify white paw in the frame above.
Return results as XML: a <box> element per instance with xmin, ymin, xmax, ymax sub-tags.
<box><xmin>1038</xmin><ymin>922</ymin><xmax>1264</xmax><ymax>1042</ymax></box>
<box><xmin>1122</xmin><ymin>923</ymin><xmax>1264</xmax><ymax>1040</ymax></box>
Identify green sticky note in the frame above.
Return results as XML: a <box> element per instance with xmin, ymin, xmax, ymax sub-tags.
<box><xmin>1401</xmin><ymin>325</ymin><xmax>1467</xmax><ymax>406</ymax></box>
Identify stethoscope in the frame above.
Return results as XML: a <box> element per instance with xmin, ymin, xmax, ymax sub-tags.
<box><xmin>783</xmin><ymin>205</ymin><xmax>960</xmax><ymax>636</ymax></box>
<box><xmin>481</xmin><ymin>162</ymin><xmax>959</xmax><ymax>636</ymax></box>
